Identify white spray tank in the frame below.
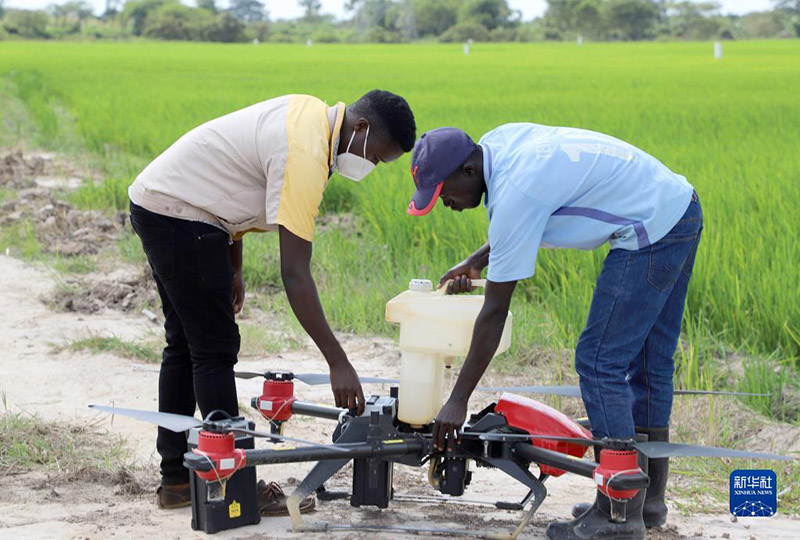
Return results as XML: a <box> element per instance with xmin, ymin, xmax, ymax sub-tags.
<box><xmin>385</xmin><ymin>278</ymin><xmax>513</xmax><ymax>426</ymax></box>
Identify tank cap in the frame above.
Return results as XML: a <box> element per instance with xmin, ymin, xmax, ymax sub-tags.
<box><xmin>408</xmin><ymin>279</ymin><xmax>433</xmax><ymax>292</ymax></box>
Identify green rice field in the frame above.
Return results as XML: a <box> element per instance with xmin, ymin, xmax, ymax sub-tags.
<box><xmin>1</xmin><ymin>39</ymin><xmax>798</xmax><ymax>373</ymax></box>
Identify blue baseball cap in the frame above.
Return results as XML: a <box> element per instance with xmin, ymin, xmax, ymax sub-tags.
<box><xmin>408</xmin><ymin>127</ymin><xmax>477</xmax><ymax>216</ymax></box>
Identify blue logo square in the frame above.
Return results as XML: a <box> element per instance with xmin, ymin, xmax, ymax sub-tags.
<box><xmin>730</xmin><ymin>469</ymin><xmax>777</xmax><ymax>517</ymax></box>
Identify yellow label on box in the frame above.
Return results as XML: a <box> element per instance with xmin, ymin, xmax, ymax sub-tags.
<box><xmin>228</xmin><ymin>499</ymin><xmax>241</xmax><ymax>519</ymax></box>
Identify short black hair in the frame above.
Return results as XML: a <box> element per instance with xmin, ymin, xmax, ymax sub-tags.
<box><xmin>350</xmin><ymin>90</ymin><xmax>416</xmax><ymax>153</ymax></box>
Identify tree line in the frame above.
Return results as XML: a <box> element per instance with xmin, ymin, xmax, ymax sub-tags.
<box><xmin>1</xmin><ymin>0</ymin><xmax>798</xmax><ymax>43</ymax></box>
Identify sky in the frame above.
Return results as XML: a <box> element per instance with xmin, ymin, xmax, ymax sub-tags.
<box><xmin>3</xmin><ymin>0</ymin><xmax>779</xmax><ymax>20</ymax></box>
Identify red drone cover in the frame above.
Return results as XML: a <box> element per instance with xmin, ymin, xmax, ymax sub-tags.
<box><xmin>496</xmin><ymin>392</ymin><xmax>592</xmax><ymax>477</ymax></box>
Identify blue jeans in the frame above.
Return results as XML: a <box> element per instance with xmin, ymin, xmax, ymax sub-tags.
<box><xmin>576</xmin><ymin>194</ymin><xmax>703</xmax><ymax>438</ymax></box>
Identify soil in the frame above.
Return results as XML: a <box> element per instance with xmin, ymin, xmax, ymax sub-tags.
<box><xmin>0</xmin><ymin>150</ymin><xmax>49</xmax><ymax>189</ymax></box>
<box><xmin>1</xmin><ymin>254</ymin><xmax>797</xmax><ymax>540</ymax></box>
<box><xmin>48</xmin><ymin>266</ymin><xmax>158</xmax><ymax>314</ymax></box>
<box><xmin>1</xmin><ymin>149</ymin><xmax>121</xmax><ymax>259</ymax></box>
<box><xmin>0</xmin><ymin>148</ymin><xmax>160</xmax><ymax>314</ymax></box>
<box><xmin>0</xmin><ymin>149</ymin><xmax>89</xmax><ymax>191</ymax></box>
<box><xmin>1</xmin><ymin>185</ymin><xmax>124</xmax><ymax>257</ymax></box>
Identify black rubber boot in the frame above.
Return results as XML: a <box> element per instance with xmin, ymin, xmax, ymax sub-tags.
<box><xmin>546</xmin><ymin>486</ymin><xmax>646</xmax><ymax>540</ymax></box>
<box><xmin>554</xmin><ymin>438</ymin><xmax>648</xmax><ymax>539</ymax></box>
<box><xmin>570</xmin><ymin>502</ymin><xmax>592</xmax><ymax>519</ymax></box>
<box><xmin>636</xmin><ymin>426</ymin><xmax>669</xmax><ymax>527</ymax></box>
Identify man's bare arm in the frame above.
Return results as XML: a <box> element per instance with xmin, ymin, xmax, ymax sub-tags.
<box><xmin>278</xmin><ymin>226</ymin><xmax>364</xmax><ymax>413</ymax></box>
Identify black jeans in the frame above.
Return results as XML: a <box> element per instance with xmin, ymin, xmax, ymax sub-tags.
<box><xmin>130</xmin><ymin>202</ymin><xmax>240</xmax><ymax>485</ymax></box>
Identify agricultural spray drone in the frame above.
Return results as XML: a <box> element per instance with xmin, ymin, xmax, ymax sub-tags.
<box><xmin>89</xmin><ymin>280</ymin><xmax>789</xmax><ymax>538</ymax></box>
<box><xmin>90</xmin><ymin>377</ymin><xmax>786</xmax><ymax>538</ymax></box>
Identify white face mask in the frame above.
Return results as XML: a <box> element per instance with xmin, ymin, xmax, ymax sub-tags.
<box><xmin>337</xmin><ymin>125</ymin><xmax>375</xmax><ymax>182</ymax></box>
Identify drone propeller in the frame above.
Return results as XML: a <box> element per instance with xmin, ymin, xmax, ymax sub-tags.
<box><xmin>474</xmin><ymin>385</ymin><xmax>768</xmax><ymax>398</ymax></box>
<box><xmin>90</xmin><ymin>404</ymin><xmax>203</xmax><ymax>432</ymax></box>
<box><xmin>295</xmin><ymin>372</ymin><xmax>399</xmax><ymax>385</ymax></box>
<box><xmin>88</xmin><ymin>404</ymin><xmax>346</xmax><ymax>452</ymax></box>
<box><xmin>235</xmin><ymin>371</ymin><xmax>276</xmax><ymax>380</ymax></box>
<box><xmin>465</xmin><ymin>431</ymin><xmax>791</xmax><ymax>461</ymax></box>
<box><xmin>634</xmin><ymin>441</ymin><xmax>790</xmax><ymax>460</ymax></box>
<box><xmin>234</xmin><ymin>370</ymin><xmax>399</xmax><ymax>386</ymax></box>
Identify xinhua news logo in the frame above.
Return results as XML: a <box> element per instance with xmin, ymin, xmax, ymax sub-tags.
<box><xmin>729</xmin><ymin>469</ymin><xmax>777</xmax><ymax>517</ymax></box>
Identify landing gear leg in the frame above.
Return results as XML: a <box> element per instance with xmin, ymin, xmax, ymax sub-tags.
<box><xmin>485</xmin><ymin>458</ymin><xmax>548</xmax><ymax>540</ymax></box>
<box><xmin>287</xmin><ymin>458</ymin><xmax>350</xmax><ymax>531</ymax></box>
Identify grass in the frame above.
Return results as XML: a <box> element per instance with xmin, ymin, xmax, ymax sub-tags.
<box><xmin>0</xmin><ymin>410</ymin><xmax>125</xmax><ymax>473</ymax></box>
<box><xmin>737</xmin><ymin>357</ymin><xmax>800</xmax><ymax>423</ymax></box>
<box><xmin>239</xmin><ymin>321</ymin><xmax>300</xmax><ymax>357</ymax></box>
<box><xmin>66</xmin><ymin>175</ymin><xmax>132</xmax><ymax>213</ymax></box>
<box><xmin>0</xmin><ymin>394</ymin><xmax>141</xmax><ymax>487</ymax></box>
<box><xmin>0</xmin><ymin>40</ymin><xmax>797</xmax><ymax>517</ymax></box>
<box><xmin>0</xmin><ymin>187</ymin><xmax>15</xmax><ymax>204</ymax></box>
<box><xmin>0</xmin><ymin>41</ymin><xmax>798</xmax><ymax>424</ymax></box>
<box><xmin>0</xmin><ymin>220</ymin><xmax>42</xmax><ymax>260</ymax></box>
<box><xmin>50</xmin><ymin>253</ymin><xmax>98</xmax><ymax>274</ymax></box>
<box><xmin>1</xmin><ymin>41</ymin><xmax>797</xmax><ymax>363</ymax></box>
<box><xmin>668</xmin><ymin>392</ymin><xmax>800</xmax><ymax>515</ymax></box>
<box><xmin>0</xmin><ymin>75</ymin><xmax>38</xmax><ymax>147</ymax></box>
<box><xmin>0</xmin><ymin>214</ymin><xmax>111</xmax><ymax>276</ymax></box>
<box><xmin>59</xmin><ymin>335</ymin><xmax>161</xmax><ymax>363</ymax></box>
<box><xmin>671</xmin><ymin>456</ymin><xmax>800</xmax><ymax>516</ymax></box>
<box><xmin>116</xmin><ymin>229</ymin><xmax>147</xmax><ymax>265</ymax></box>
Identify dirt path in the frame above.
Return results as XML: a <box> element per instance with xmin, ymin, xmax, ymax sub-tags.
<box><xmin>0</xmin><ymin>254</ymin><xmax>796</xmax><ymax>539</ymax></box>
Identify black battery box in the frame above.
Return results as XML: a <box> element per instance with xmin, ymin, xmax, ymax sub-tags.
<box><xmin>188</xmin><ymin>418</ymin><xmax>261</xmax><ymax>534</ymax></box>
<box><xmin>350</xmin><ymin>456</ymin><xmax>393</xmax><ymax>508</ymax></box>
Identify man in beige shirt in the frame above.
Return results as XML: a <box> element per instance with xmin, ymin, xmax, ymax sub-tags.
<box><xmin>128</xmin><ymin>90</ymin><xmax>416</xmax><ymax>512</ymax></box>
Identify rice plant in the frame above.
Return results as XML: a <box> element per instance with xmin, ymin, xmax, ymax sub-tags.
<box><xmin>1</xmin><ymin>39</ymin><xmax>797</xmax><ymax>393</ymax></box>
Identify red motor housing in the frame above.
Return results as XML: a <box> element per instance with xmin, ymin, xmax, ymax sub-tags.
<box><xmin>256</xmin><ymin>379</ymin><xmax>296</xmax><ymax>423</ymax></box>
<box><xmin>495</xmin><ymin>392</ymin><xmax>592</xmax><ymax>477</ymax></box>
<box><xmin>192</xmin><ymin>431</ymin><xmax>247</xmax><ymax>482</ymax></box>
<box><xmin>594</xmin><ymin>448</ymin><xmax>642</xmax><ymax>500</ymax></box>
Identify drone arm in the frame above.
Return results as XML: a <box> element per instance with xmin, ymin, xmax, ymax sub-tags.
<box><xmin>511</xmin><ymin>443</ymin><xmax>649</xmax><ymax>492</ymax></box>
<box><xmin>512</xmin><ymin>442</ymin><xmax>595</xmax><ymax>479</ymax></box>
<box><xmin>240</xmin><ymin>439</ymin><xmax>425</xmax><ymax>467</ymax></box>
<box><xmin>291</xmin><ymin>400</ymin><xmax>345</xmax><ymax>421</ymax></box>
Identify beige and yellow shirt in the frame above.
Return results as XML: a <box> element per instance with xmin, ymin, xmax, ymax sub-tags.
<box><xmin>128</xmin><ymin>94</ymin><xmax>345</xmax><ymax>242</ymax></box>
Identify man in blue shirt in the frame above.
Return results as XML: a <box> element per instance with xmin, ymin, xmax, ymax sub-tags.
<box><xmin>407</xmin><ymin>125</ymin><xmax>702</xmax><ymax>540</ymax></box>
